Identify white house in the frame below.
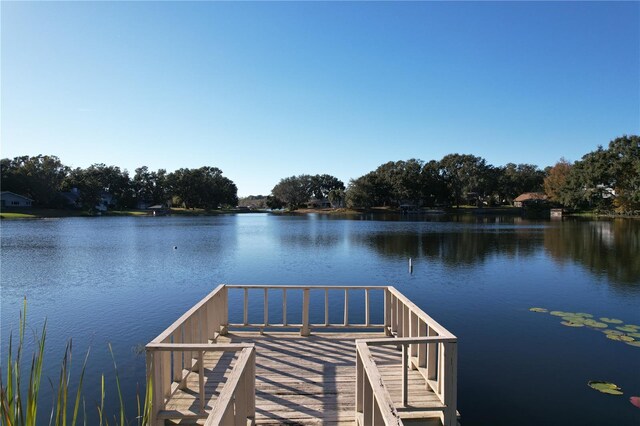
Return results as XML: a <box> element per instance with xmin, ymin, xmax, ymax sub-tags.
<box><xmin>1</xmin><ymin>191</ymin><xmax>34</xmax><ymax>208</ymax></box>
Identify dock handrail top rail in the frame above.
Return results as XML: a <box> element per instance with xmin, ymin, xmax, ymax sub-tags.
<box><xmin>387</xmin><ymin>286</ymin><xmax>454</xmax><ymax>338</ymax></box>
<box><xmin>358</xmin><ymin>336</ymin><xmax>457</xmax><ymax>346</ymax></box>
<box><xmin>150</xmin><ymin>284</ymin><xmax>226</xmax><ymax>344</ymax></box>
<box><xmin>225</xmin><ymin>284</ymin><xmax>389</xmax><ymax>289</ymax></box>
<box><xmin>146</xmin><ymin>343</ymin><xmax>253</xmax><ymax>351</ymax></box>
<box><xmin>356</xmin><ymin>341</ymin><xmax>403</xmax><ymax>426</ymax></box>
<box><xmin>205</xmin><ymin>346</ymin><xmax>255</xmax><ymax>426</ymax></box>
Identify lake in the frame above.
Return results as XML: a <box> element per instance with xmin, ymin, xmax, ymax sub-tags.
<box><xmin>1</xmin><ymin>213</ymin><xmax>639</xmax><ymax>425</ymax></box>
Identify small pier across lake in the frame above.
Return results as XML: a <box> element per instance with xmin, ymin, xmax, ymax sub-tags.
<box><xmin>146</xmin><ymin>285</ymin><xmax>459</xmax><ymax>425</ymax></box>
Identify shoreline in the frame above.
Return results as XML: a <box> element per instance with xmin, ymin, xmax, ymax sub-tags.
<box><xmin>3</xmin><ymin>206</ymin><xmax>638</xmax><ymax>220</ymax></box>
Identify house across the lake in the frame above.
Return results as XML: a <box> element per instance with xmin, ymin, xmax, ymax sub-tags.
<box><xmin>0</xmin><ymin>191</ymin><xmax>33</xmax><ymax>208</ymax></box>
<box><xmin>514</xmin><ymin>192</ymin><xmax>548</xmax><ymax>207</ymax></box>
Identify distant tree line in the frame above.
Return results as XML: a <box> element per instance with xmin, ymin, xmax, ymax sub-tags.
<box><xmin>543</xmin><ymin>135</ymin><xmax>639</xmax><ymax>213</ymax></box>
<box><xmin>343</xmin><ymin>155</ymin><xmax>545</xmax><ymax>208</ymax></box>
<box><xmin>268</xmin><ymin>135</ymin><xmax>639</xmax><ymax>214</ymax></box>
<box><xmin>0</xmin><ymin>156</ymin><xmax>238</xmax><ymax>211</ymax></box>
<box><xmin>269</xmin><ymin>174</ymin><xmax>346</xmax><ymax>209</ymax></box>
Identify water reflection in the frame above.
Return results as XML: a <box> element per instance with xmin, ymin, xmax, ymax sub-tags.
<box><xmin>544</xmin><ymin>219</ymin><xmax>640</xmax><ymax>285</ymax></box>
<box><xmin>355</xmin><ymin>229</ymin><xmax>541</xmax><ymax>265</ymax></box>
<box><xmin>343</xmin><ymin>216</ymin><xmax>639</xmax><ymax>285</ymax></box>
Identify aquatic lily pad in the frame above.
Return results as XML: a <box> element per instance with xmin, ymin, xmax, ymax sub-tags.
<box><xmin>588</xmin><ymin>381</ymin><xmax>623</xmax><ymax>395</ymax></box>
<box><xmin>584</xmin><ymin>319</ymin><xmax>608</xmax><ymax>329</ymax></box>
<box><xmin>600</xmin><ymin>318</ymin><xmax>623</xmax><ymax>324</ymax></box>
<box><xmin>631</xmin><ymin>396</ymin><xmax>640</xmax><ymax>409</ymax></box>
<box><xmin>561</xmin><ymin>316</ymin><xmax>586</xmax><ymax>323</ymax></box>
<box><xmin>603</xmin><ymin>330</ymin><xmax>624</xmax><ymax>336</ymax></box>
<box><xmin>574</xmin><ymin>313</ymin><xmax>594</xmax><ymax>318</ymax></box>
<box><xmin>626</xmin><ymin>332</ymin><xmax>640</xmax><ymax>338</ymax></box>
<box><xmin>625</xmin><ymin>341</ymin><xmax>640</xmax><ymax>347</ymax></box>
<box><xmin>529</xmin><ymin>307</ymin><xmax>548</xmax><ymax>313</ymax></box>
<box><xmin>619</xmin><ymin>335</ymin><xmax>635</xmax><ymax>342</ymax></box>
<box><xmin>606</xmin><ymin>334</ymin><xmax>625</xmax><ymax>341</ymax></box>
<box><xmin>616</xmin><ymin>325</ymin><xmax>638</xmax><ymax>333</ymax></box>
<box><xmin>561</xmin><ymin>321</ymin><xmax>584</xmax><ymax>327</ymax></box>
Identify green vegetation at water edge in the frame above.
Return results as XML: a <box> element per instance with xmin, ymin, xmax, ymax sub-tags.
<box><xmin>0</xmin><ymin>300</ymin><xmax>152</xmax><ymax>426</ymax></box>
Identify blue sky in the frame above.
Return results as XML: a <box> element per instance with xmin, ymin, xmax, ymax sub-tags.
<box><xmin>2</xmin><ymin>2</ymin><xmax>638</xmax><ymax>196</ymax></box>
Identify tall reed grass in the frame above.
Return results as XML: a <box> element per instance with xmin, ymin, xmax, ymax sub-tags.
<box><xmin>1</xmin><ymin>299</ymin><xmax>152</xmax><ymax>426</ymax></box>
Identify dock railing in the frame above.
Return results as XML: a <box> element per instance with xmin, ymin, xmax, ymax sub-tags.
<box><xmin>355</xmin><ymin>287</ymin><xmax>458</xmax><ymax>426</ymax></box>
<box><xmin>146</xmin><ymin>284</ymin><xmax>255</xmax><ymax>426</ymax></box>
<box><xmin>225</xmin><ymin>284</ymin><xmax>388</xmax><ymax>334</ymax></box>
<box><xmin>146</xmin><ymin>284</ymin><xmax>457</xmax><ymax>426</ymax></box>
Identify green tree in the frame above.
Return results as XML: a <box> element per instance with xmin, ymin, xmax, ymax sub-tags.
<box><xmin>167</xmin><ymin>167</ymin><xmax>237</xmax><ymax>209</ymax></box>
<box><xmin>63</xmin><ymin>164</ymin><xmax>133</xmax><ymax>210</ymax></box>
<box><xmin>345</xmin><ymin>173</ymin><xmax>378</xmax><ymax>209</ymax></box>
<box><xmin>438</xmin><ymin>154</ymin><xmax>490</xmax><ymax>207</ymax></box>
<box><xmin>608</xmin><ymin>135</ymin><xmax>640</xmax><ymax>213</ymax></box>
<box><xmin>133</xmin><ymin>167</ymin><xmax>169</xmax><ymax>206</ymax></box>
<box><xmin>0</xmin><ymin>155</ymin><xmax>69</xmax><ymax>207</ymax></box>
<box><xmin>327</xmin><ymin>188</ymin><xmax>345</xmax><ymax>207</ymax></box>
<box><xmin>309</xmin><ymin>174</ymin><xmax>345</xmax><ymax>199</ymax></box>
<box><xmin>271</xmin><ymin>175</ymin><xmax>313</xmax><ymax>210</ymax></box>
<box><xmin>420</xmin><ymin>160</ymin><xmax>447</xmax><ymax>207</ymax></box>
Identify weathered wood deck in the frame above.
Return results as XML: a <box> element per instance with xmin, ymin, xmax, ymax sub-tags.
<box><xmin>163</xmin><ymin>332</ymin><xmax>444</xmax><ymax>425</ymax></box>
<box><xmin>147</xmin><ymin>285</ymin><xmax>458</xmax><ymax>426</ymax></box>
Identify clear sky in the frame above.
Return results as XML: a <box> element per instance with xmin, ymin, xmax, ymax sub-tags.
<box><xmin>2</xmin><ymin>1</ymin><xmax>639</xmax><ymax>196</ymax></box>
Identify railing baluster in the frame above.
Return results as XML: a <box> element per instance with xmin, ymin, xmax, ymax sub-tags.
<box><xmin>402</xmin><ymin>343</ymin><xmax>408</xmax><ymax>406</ymax></box>
<box><xmin>384</xmin><ymin>289</ymin><xmax>391</xmax><ymax>336</ymax></box>
<box><xmin>438</xmin><ymin>342</ymin><xmax>445</xmax><ymax>397</ymax></box>
<box><xmin>325</xmin><ymin>288</ymin><xmax>329</xmax><ymax>326</ymax></box>
<box><xmin>355</xmin><ymin>351</ymin><xmax>363</xmax><ymax>413</ymax></box>
<box><xmin>221</xmin><ymin>286</ymin><xmax>228</xmax><ymax>335</ymax></box>
<box><xmin>283</xmin><ymin>288</ymin><xmax>287</xmax><ymax>326</ymax></box>
<box><xmin>243</xmin><ymin>287</ymin><xmax>248</xmax><ymax>326</ymax></box>
<box><xmin>264</xmin><ymin>287</ymin><xmax>269</xmax><ymax>326</ymax></box>
<box><xmin>365</xmin><ymin>288</ymin><xmax>370</xmax><ymax>326</ymax></box>
<box><xmin>183</xmin><ymin>319</ymin><xmax>193</xmax><ymax>369</ymax></box>
<box><xmin>390</xmin><ymin>294</ymin><xmax>395</xmax><ymax>334</ymax></box>
<box><xmin>443</xmin><ymin>342</ymin><xmax>458</xmax><ymax>426</ymax></box>
<box><xmin>410</xmin><ymin>311</ymin><xmax>418</xmax><ymax>369</ymax></box>
<box><xmin>200</xmin><ymin>303</ymin><xmax>211</xmax><ymax>343</ymax></box>
<box><xmin>344</xmin><ymin>288</ymin><xmax>349</xmax><ymax>326</ymax></box>
<box><xmin>172</xmin><ymin>331</ymin><xmax>182</xmax><ymax>383</ymax></box>
<box><xmin>427</xmin><ymin>326</ymin><xmax>437</xmax><ymax>380</ymax></box>
<box><xmin>418</xmin><ymin>319</ymin><xmax>427</xmax><ymax>369</ymax></box>
<box><xmin>363</xmin><ymin>374</ymin><xmax>373</xmax><ymax>425</ymax></box>
<box><xmin>301</xmin><ymin>288</ymin><xmax>310</xmax><ymax>336</ymax></box>
<box><xmin>198</xmin><ymin>351</ymin><xmax>205</xmax><ymax>412</ymax></box>
<box><xmin>248</xmin><ymin>348</ymin><xmax>256</xmax><ymax>420</ymax></box>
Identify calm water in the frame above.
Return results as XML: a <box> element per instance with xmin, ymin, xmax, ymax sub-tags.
<box><xmin>1</xmin><ymin>214</ymin><xmax>639</xmax><ymax>425</ymax></box>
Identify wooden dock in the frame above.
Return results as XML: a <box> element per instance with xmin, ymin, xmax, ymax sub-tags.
<box><xmin>147</xmin><ymin>285</ymin><xmax>458</xmax><ymax>426</ymax></box>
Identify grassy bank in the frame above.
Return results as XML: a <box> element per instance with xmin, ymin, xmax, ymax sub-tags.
<box><xmin>0</xmin><ymin>207</ymin><xmax>268</xmax><ymax>219</ymax></box>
